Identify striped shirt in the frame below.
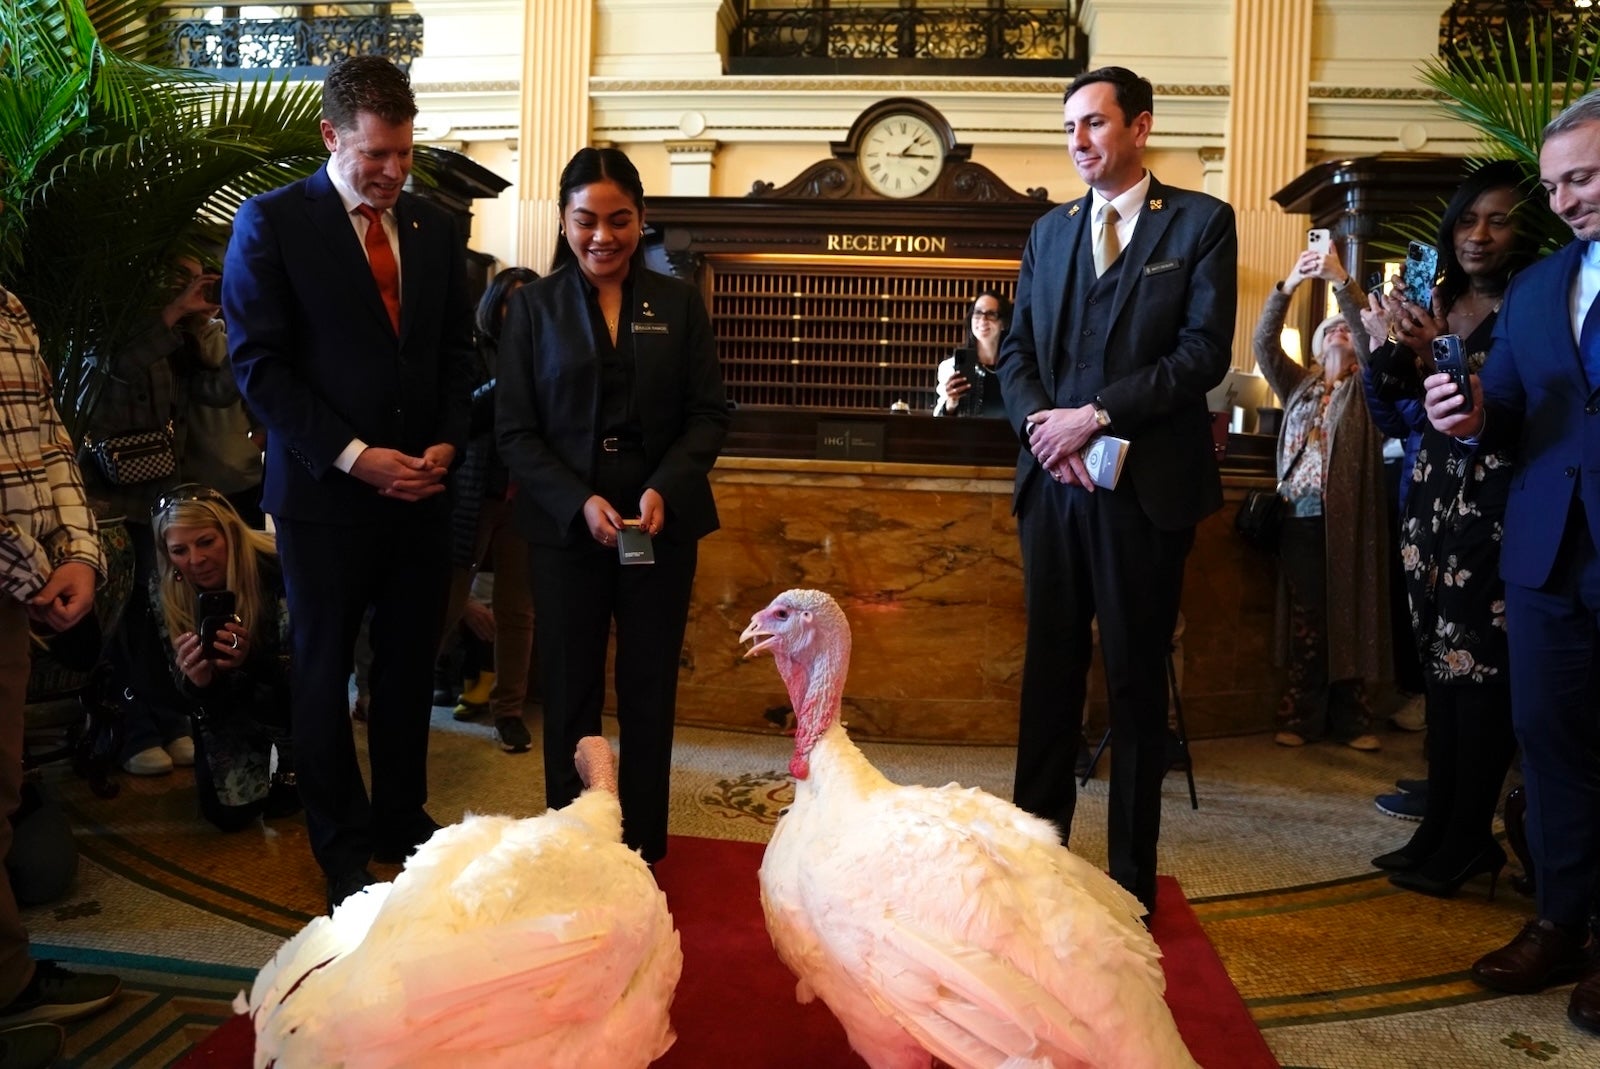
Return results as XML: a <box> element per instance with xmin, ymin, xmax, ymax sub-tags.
<box><xmin>0</xmin><ymin>286</ymin><xmax>105</xmax><ymax>601</ymax></box>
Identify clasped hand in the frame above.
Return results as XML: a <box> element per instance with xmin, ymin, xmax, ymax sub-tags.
<box><xmin>1026</xmin><ymin>406</ymin><xmax>1099</xmax><ymax>490</ymax></box>
<box><xmin>584</xmin><ymin>488</ymin><xmax>666</xmax><ymax>548</ymax></box>
<box><xmin>352</xmin><ymin>443</ymin><xmax>455</xmax><ymax>501</ymax></box>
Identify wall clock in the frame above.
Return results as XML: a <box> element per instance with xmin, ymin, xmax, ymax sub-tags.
<box><xmin>858</xmin><ymin>109</ymin><xmax>944</xmax><ymax>199</ymax></box>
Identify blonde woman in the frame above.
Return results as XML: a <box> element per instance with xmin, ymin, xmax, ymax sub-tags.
<box><xmin>149</xmin><ymin>485</ymin><xmax>296</xmax><ymax>830</ymax></box>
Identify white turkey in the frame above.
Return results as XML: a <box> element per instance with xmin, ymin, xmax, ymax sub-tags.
<box><xmin>236</xmin><ymin>736</ymin><xmax>682</xmax><ymax>1068</ymax></box>
<box><xmin>741</xmin><ymin>589</ymin><xmax>1199</xmax><ymax>1069</ymax></box>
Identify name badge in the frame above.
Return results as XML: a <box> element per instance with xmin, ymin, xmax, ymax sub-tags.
<box><xmin>633</xmin><ymin>322</ymin><xmax>669</xmax><ymax>335</ymax></box>
<box><xmin>1144</xmin><ymin>259</ymin><xmax>1183</xmax><ymax>276</ymax></box>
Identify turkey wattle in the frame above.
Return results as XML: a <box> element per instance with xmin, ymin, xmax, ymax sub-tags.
<box><xmin>238</xmin><ymin>736</ymin><xmax>682</xmax><ymax>1068</ymax></box>
<box><xmin>741</xmin><ymin>589</ymin><xmax>1199</xmax><ymax>1069</ymax></box>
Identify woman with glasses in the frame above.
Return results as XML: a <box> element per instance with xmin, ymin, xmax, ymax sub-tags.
<box><xmin>147</xmin><ymin>484</ymin><xmax>297</xmax><ymax>830</ymax></box>
<box><xmin>934</xmin><ymin>290</ymin><xmax>1011</xmax><ymax>417</ymax></box>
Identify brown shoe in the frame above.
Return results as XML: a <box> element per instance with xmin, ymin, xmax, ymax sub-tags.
<box><xmin>1572</xmin><ymin>970</ymin><xmax>1600</xmax><ymax>1035</ymax></box>
<box><xmin>1471</xmin><ymin>918</ymin><xmax>1593</xmax><ymax>994</ymax></box>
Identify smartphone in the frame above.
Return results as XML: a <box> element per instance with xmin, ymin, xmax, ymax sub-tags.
<box><xmin>951</xmin><ymin>347</ymin><xmax>977</xmax><ymax>381</ymax></box>
<box><xmin>1365</xmin><ymin>271</ymin><xmax>1384</xmax><ymax>295</ymax></box>
<box><xmin>196</xmin><ymin>590</ymin><xmax>236</xmax><ymax>659</ymax></box>
<box><xmin>1306</xmin><ymin>228</ymin><xmax>1331</xmax><ymax>254</ymax></box>
<box><xmin>1431</xmin><ymin>334</ymin><xmax>1475</xmax><ymax>415</ymax></box>
<box><xmin>1402</xmin><ymin>241</ymin><xmax>1440</xmax><ymax>302</ymax></box>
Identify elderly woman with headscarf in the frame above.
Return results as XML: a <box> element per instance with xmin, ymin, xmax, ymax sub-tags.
<box><xmin>1253</xmin><ymin>244</ymin><xmax>1391</xmax><ymax>752</ymax></box>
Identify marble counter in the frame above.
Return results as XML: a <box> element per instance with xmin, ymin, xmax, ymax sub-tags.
<box><xmin>670</xmin><ymin>457</ymin><xmax>1286</xmax><ymax>744</ymax></box>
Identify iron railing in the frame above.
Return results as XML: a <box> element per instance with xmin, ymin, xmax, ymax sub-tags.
<box><xmin>161</xmin><ymin>3</ymin><xmax>423</xmax><ymax>77</ymax></box>
<box><xmin>729</xmin><ymin>1</ymin><xmax>1085</xmax><ymax>76</ymax></box>
<box><xmin>1441</xmin><ymin>1</ymin><xmax>1596</xmax><ymax>75</ymax></box>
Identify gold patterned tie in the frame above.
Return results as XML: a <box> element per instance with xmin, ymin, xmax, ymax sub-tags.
<box><xmin>1093</xmin><ymin>204</ymin><xmax>1122</xmax><ymax>278</ymax></box>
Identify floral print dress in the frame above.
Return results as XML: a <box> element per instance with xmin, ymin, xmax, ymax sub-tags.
<box><xmin>1397</xmin><ymin>316</ymin><xmax>1511</xmax><ymax>685</ymax></box>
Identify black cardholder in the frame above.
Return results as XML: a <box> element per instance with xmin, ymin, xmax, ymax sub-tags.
<box><xmin>618</xmin><ymin>522</ymin><xmax>655</xmax><ymax>565</ymax></box>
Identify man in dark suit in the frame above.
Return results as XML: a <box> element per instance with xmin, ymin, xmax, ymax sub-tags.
<box><xmin>996</xmin><ymin>66</ymin><xmax>1237</xmax><ymax>913</ymax></box>
<box><xmin>223</xmin><ymin>56</ymin><xmax>474</xmax><ymax>910</ymax></box>
<box><xmin>1425</xmin><ymin>90</ymin><xmax>1600</xmax><ymax>1034</ymax></box>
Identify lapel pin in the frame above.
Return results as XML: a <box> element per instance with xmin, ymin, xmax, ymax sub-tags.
<box><xmin>1149</xmin><ymin>198</ymin><xmax>1164</xmax><ymax>211</ymax></box>
<box><xmin>642</xmin><ymin>301</ymin><xmax>656</xmax><ymax>318</ymax></box>
<box><xmin>1068</xmin><ymin>204</ymin><xmax>1081</xmax><ymax>217</ymax></box>
<box><xmin>411</xmin><ymin>220</ymin><xmax>419</xmax><ymax>229</ymax></box>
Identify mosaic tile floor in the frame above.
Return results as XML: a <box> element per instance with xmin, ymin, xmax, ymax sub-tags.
<box><xmin>23</xmin><ymin>711</ymin><xmax>1600</xmax><ymax>1068</ymax></box>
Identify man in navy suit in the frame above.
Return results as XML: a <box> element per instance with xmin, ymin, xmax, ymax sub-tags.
<box><xmin>1426</xmin><ymin>90</ymin><xmax>1600</xmax><ymax>1034</ymax></box>
<box><xmin>997</xmin><ymin>66</ymin><xmax>1236</xmax><ymax>913</ymax></box>
<box><xmin>223</xmin><ymin>56</ymin><xmax>474</xmax><ymax>910</ymax></box>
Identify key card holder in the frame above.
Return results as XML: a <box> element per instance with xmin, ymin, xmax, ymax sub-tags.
<box><xmin>618</xmin><ymin>522</ymin><xmax>655</xmax><ymax>565</ymax></box>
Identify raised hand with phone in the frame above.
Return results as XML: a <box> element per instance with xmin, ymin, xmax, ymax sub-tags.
<box><xmin>934</xmin><ymin>290</ymin><xmax>1010</xmax><ymax>417</ymax></box>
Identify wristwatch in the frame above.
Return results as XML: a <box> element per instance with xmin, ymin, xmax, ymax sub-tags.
<box><xmin>1092</xmin><ymin>402</ymin><xmax>1112</xmax><ymax>429</ymax></box>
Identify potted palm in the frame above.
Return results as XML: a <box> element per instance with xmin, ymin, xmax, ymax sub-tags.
<box><xmin>0</xmin><ymin>0</ymin><xmax>327</xmax><ymax>438</ymax></box>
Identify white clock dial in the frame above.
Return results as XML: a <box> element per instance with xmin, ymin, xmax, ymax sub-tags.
<box><xmin>860</xmin><ymin>113</ymin><xmax>943</xmax><ymax>199</ymax></box>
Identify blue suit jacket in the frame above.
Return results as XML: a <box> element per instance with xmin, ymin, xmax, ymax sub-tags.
<box><xmin>222</xmin><ymin>165</ymin><xmax>475</xmax><ymax>524</ymax></box>
<box><xmin>996</xmin><ymin>176</ymin><xmax>1237</xmax><ymax>529</ymax></box>
<box><xmin>1481</xmin><ymin>238</ymin><xmax>1600</xmax><ymax>589</ymax></box>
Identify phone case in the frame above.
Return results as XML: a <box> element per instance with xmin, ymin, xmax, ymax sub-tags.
<box><xmin>1431</xmin><ymin>334</ymin><xmax>1474</xmax><ymax>414</ymax></box>
<box><xmin>1403</xmin><ymin>242</ymin><xmax>1439</xmax><ymax>301</ymax></box>
<box><xmin>1307</xmin><ymin>229</ymin><xmax>1331</xmax><ymax>254</ymax></box>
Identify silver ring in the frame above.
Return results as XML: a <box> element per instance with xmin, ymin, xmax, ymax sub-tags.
<box><xmin>229</xmin><ymin>633</ymin><xmax>239</xmax><ymax>650</ymax></box>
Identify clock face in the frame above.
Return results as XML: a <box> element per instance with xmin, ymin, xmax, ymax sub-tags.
<box><xmin>860</xmin><ymin>113</ymin><xmax>943</xmax><ymax>199</ymax></box>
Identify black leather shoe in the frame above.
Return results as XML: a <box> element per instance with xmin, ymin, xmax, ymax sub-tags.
<box><xmin>1471</xmin><ymin>918</ymin><xmax>1594</xmax><ymax>994</ymax></box>
<box><xmin>326</xmin><ymin>867</ymin><xmax>374</xmax><ymax>913</ymax></box>
<box><xmin>1371</xmin><ymin>847</ymin><xmax>1422</xmax><ymax>873</ymax></box>
<box><xmin>1570</xmin><ymin>970</ymin><xmax>1600</xmax><ymax>1035</ymax></box>
<box><xmin>372</xmin><ymin>813</ymin><xmax>442</xmax><ymax>864</ymax></box>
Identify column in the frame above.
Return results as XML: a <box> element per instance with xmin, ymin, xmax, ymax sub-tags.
<box><xmin>518</xmin><ymin>0</ymin><xmax>593</xmax><ymax>273</ymax></box>
<box><xmin>1225</xmin><ymin>0</ymin><xmax>1314</xmax><ymax>370</ymax></box>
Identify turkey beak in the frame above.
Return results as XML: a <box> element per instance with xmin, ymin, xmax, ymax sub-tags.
<box><xmin>740</xmin><ymin>615</ymin><xmax>776</xmax><ymax>657</ymax></box>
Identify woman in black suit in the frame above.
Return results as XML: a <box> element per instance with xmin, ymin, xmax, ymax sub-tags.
<box><xmin>496</xmin><ymin>147</ymin><xmax>729</xmax><ymax>863</ymax></box>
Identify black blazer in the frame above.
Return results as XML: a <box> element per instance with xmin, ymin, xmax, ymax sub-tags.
<box><xmin>997</xmin><ymin>176</ymin><xmax>1237</xmax><ymax>530</ymax></box>
<box><xmin>224</xmin><ymin>165</ymin><xmax>477</xmax><ymax>524</ymax></box>
<box><xmin>495</xmin><ymin>264</ymin><xmax>729</xmax><ymax>548</ymax></box>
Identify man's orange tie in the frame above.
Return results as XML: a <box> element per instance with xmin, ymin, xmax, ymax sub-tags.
<box><xmin>356</xmin><ymin>204</ymin><xmax>400</xmax><ymax>334</ymax></box>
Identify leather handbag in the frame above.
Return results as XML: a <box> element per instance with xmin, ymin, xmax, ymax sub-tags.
<box><xmin>88</xmin><ymin>425</ymin><xmax>175</xmax><ymax>486</ymax></box>
<box><xmin>1234</xmin><ymin>488</ymin><xmax>1284</xmax><ymax>553</ymax></box>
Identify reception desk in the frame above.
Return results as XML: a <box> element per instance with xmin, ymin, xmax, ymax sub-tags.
<box><xmin>674</xmin><ymin>450</ymin><xmax>1285</xmax><ymax>745</ymax></box>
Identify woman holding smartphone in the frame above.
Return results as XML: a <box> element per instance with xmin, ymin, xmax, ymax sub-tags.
<box><xmin>150</xmin><ymin>484</ymin><xmax>297</xmax><ymax>830</ymax></box>
<box><xmin>1361</xmin><ymin>161</ymin><xmax>1535</xmax><ymax>899</ymax></box>
<box><xmin>934</xmin><ymin>290</ymin><xmax>1010</xmax><ymax>417</ymax></box>
<box><xmin>496</xmin><ymin>147</ymin><xmax>728</xmax><ymax>864</ymax></box>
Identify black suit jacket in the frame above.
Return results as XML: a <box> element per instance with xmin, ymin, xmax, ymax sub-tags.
<box><xmin>223</xmin><ymin>165</ymin><xmax>476</xmax><ymax>524</ymax></box>
<box><xmin>997</xmin><ymin>176</ymin><xmax>1237</xmax><ymax>530</ymax></box>
<box><xmin>495</xmin><ymin>264</ymin><xmax>728</xmax><ymax>547</ymax></box>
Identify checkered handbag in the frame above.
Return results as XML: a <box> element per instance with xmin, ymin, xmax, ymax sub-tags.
<box><xmin>89</xmin><ymin>425</ymin><xmax>176</xmax><ymax>485</ymax></box>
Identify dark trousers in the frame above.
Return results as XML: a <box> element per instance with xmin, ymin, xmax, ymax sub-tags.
<box><xmin>275</xmin><ymin>514</ymin><xmax>451</xmax><ymax>877</ymax></box>
<box><xmin>1406</xmin><ymin>681</ymin><xmax>1516</xmax><ymax>875</ymax></box>
<box><xmin>0</xmin><ymin>600</ymin><xmax>34</xmax><ymax>1004</ymax></box>
<box><xmin>1013</xmin><ymin>476</ymin><xmax>1193</xmax><ymax>909</ymax></box>
<box><xmin>1505</xmin><ymin>504</ymin><xmax>1600</xmax><ymax>927</ymax></box>
<box><xmin>529</xmin><ymin>534</ymin><xmax>697</xmax><ymax>863</ymax></box>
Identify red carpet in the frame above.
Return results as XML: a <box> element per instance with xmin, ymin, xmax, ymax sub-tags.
<box><xmin>180</xmin><ymin>835</ymin><xmax>1275</xmax><ymax>1068</ymax></box>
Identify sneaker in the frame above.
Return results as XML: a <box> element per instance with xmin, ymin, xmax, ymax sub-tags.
<box><xmin>1274</xmin><ymin>730</ymin><xmax>1307</xmax><ymax>747</ymax></box>
<box><xmin>1395</xmin><ymin>777</ymin><xmax>1428</xmax><ymax>795</ymax></box>
<box><xmin>1345</xmin><ymin>734</ymin><xmax>1382</xmax><ymax>752</ymax></box>
<box><xmin>1389</xmin><ymin>693</ymin><xmax>1427</xmax><ymax>732</ymax></box>
<box><xmin>1375</xmin><ymin>791</ymin><xmax>1427</xmax><ymax>821</ymax></box>
<box><xmin>165</xmin><ymin>735</ymin><xmax>195</xmax><ymax>767</ymax></box>
<box><xmin>0</xmin><ymin>961</ymin><xmax>121</xmax><ymax>1025</ymax></box>
<box><xmin>0</xmin><ymin>1023</ymin><xmax>64</xmax><ymax>1069</ymax></box>
<box><xmin>122</xmin><ymin>745</ymin><xmax>173</xmax><ymax>776</ymax></box>
<box><xmin>495</xmin><ymin>716</ymin><xmax>532</xmax><ymax>754</ymax></box>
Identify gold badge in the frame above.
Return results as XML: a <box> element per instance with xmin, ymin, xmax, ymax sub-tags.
<box><xmin>1149</xmin><ymin>198</ymin><xmax>1164</xmax><ymax>211</ymax></box>
<box><xmin>1068</xmin><ymin>203</ymin><xmax>1081</xmax><ymax>217</ymax></box>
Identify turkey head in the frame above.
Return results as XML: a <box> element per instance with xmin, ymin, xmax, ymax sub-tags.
<box><xmin>742</xmin><ymin>589</ymin><xmax>852</xmax><ymax>779</ymax></box>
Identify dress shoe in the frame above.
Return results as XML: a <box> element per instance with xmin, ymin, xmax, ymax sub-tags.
<box><xmin>1569</xmin><ymin>969</ymin><xmax>1600</xmax><ymax>1036</ymax></box>
<box><xmin>372</xmin><ymin>813</ymin><xmax>443</xmax><ymax>864</ymax></box>
<box><xmin>1471</xmin><ymin>918</ymin><xmax>1594</xmax><ymax>994</ymax></box>
<box><xmin>326</xmin><ymin>867</ymin><xmax>375</xmax><ymax>913</ymax></box>
<box><xmin>1371</xmin><ymin>847</ymin><xmax>1423</xmax><ymax>872</ymax></box>
<box><xmin>1389</xmin><ymin>843</ymin><xmax>1505</xmax><ymax>901</ymax></box>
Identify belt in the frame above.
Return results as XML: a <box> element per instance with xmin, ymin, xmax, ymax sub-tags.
<box><xmin>601</xmin><ymin>436</ymin><xmax>643</xmax><ymax>453</ymax></box>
